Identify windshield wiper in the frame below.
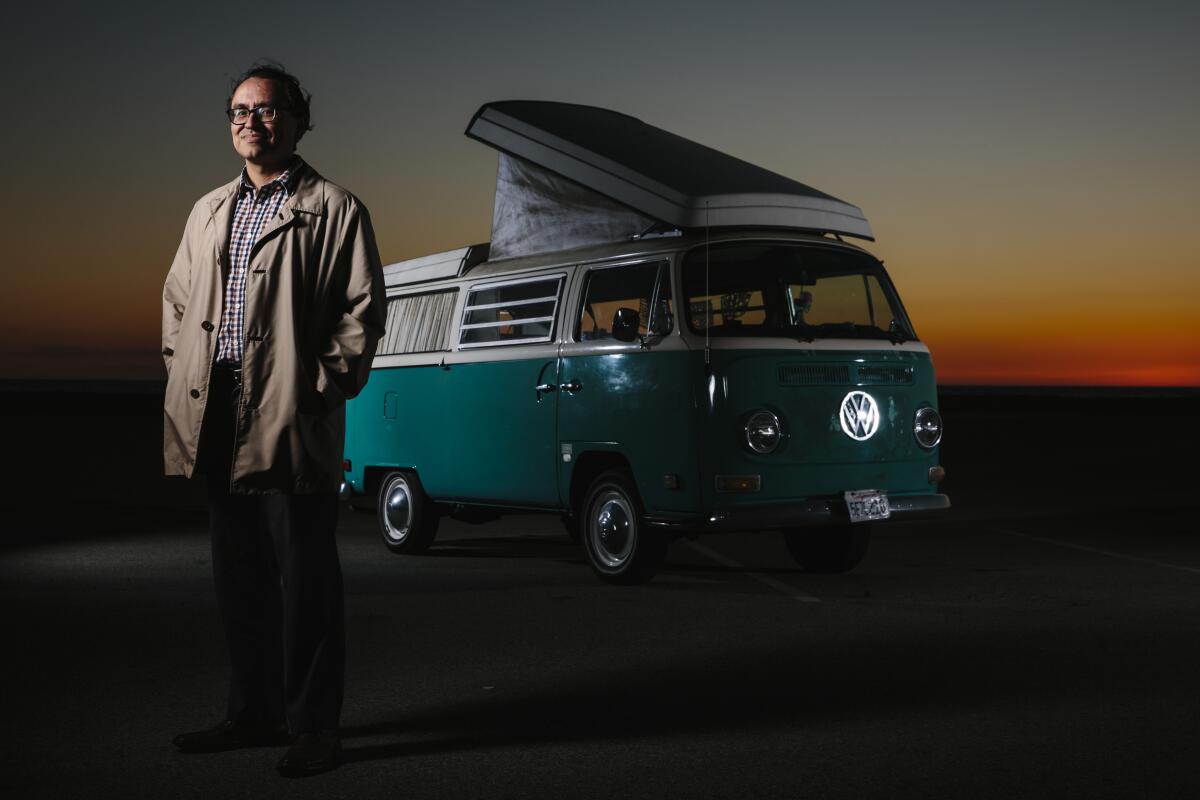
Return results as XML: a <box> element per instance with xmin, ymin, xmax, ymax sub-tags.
<box><xmin>811</xmin><ymin>322</ymin><xmax>882</xmax><ymax>340</ymax></box>
<box><xmin>779</xmin><ymin>322</ymin><xmax>909</xmax><ymax>343</ymax></box>
<box><xmin>801</xmin><ymin>322</ymin><xmax>912</xmax><ymax>342</ymax></box>
<box><xmin>886</xmin><ymin>320</ymin><xmax>910</xmax><ymax>344</ymax></box>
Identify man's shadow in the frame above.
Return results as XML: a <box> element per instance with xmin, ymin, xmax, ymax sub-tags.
<box><xmin>336</xmin><ymin>618</ymin><xmax>1194</xmax><ymax>764</ymax></box>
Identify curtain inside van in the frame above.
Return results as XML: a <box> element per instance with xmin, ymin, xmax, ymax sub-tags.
<box><xmin>378</xmin><ymin>290</ymin><xmax>458</xmax><ymax>355</ymax></box>
<box><xmin>490</xmin><ymin>154</ymin><xmax>658</xmax><ymax>260</ymax></box>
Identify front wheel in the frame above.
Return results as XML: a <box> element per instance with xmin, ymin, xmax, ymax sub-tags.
<box><xmin>580</xmin><ymin>469</ymin><xmax>666</xmax><ymax>585</ymax></box>
<box><xmin>783</xmin><ymin>524</ymin><xmax>871</xmax><ymax>573</ymax></box>
<box><xmin>377</xmin><ymin>471</ymin><xmax>440</xmax><ymax>554</ymax></box>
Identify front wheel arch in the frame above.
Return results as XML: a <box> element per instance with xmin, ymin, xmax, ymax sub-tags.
<box><xmin>563</xmin><ymin>451</ymin><xmax>632</xmax><ymax>541</ymax></box>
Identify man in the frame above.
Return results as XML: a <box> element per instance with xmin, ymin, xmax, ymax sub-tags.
<box><xmin>162</xmin><ymin>62</ymin><xmax>385</xmax><ymax>777</ymax></box>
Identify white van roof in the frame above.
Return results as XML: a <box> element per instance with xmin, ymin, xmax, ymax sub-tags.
<box><xmin>382</xmin><ymin>244</ymin><xmax>489</xmax><ymax>288</ymax></box>
<box><xmin>466</xmin><ymin>100</ymin><xmax>874</xmax><ymax>258</ymax></box>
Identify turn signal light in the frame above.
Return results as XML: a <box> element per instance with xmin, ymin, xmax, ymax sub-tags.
<box><xmin>715</xmin><ymin>475</ymin><xmax>762</xmax><ymax>493</ymax></box>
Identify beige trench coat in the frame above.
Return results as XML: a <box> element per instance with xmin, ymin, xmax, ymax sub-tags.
<box><xmin>162</xmin><ymin>161</ymin><xmax>386</xmax><ymax>494</ymax></box>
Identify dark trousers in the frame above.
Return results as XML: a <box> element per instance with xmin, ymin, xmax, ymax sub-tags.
<box><xmin>200</xmin><ymin>364</ymin><xmax>344</xmax><ymax>733</ymax></box>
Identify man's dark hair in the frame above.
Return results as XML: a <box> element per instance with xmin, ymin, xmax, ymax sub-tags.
<box><xmin>228</xmin><ymin>61</ymin><xmax>313</xmax><ymax>141</ymax></box>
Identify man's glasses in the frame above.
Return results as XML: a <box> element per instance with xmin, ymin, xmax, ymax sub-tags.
<box><xmin>227</xmin><ymin>105</ymin><xmax>286</xmax><ymax>124</ymax></box>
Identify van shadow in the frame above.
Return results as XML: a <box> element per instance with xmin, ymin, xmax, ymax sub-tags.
<box><xmin>416</xmin><ymin>537</ymin><xmax>810</xmax><ymax>581</ymax></box>
<box><xmin>420</xmin><ymin>534</ymin><xmax>814</xmax><ymax>579</ymax></box>
<box><xmin>337</xmin><ymin>620</ymin><xmax>1196</xmax><ymax>764</ymax></box>
<box><xmin>422</xmin><ymin>535</ymin><xmax>580</xmax><ymax>560</ymax></box>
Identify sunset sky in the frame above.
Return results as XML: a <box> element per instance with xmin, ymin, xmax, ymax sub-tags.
<box><xmin>3</xmin><ymin>0</ymin><xmax>1196</xmax><ymax>385</ymax></box>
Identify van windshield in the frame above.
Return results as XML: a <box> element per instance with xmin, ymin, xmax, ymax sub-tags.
<box><xmin>682</xmin><ymin>243</ymin><xmax>916</xmax><ymax>342</ymax></box>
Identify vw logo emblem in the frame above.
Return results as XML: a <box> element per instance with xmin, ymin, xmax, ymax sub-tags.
<box><xmin>839</xmin><ymin>391</ymin><xmax>880</xmax><ymax>441</ymax></box>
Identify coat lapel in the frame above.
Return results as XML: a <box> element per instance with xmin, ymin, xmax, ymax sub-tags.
<box><xmin>254</xmin><ymin>162</ymin><xmax>325</xmax><ymax>246</ymax></box>
<box><xmin>206</xmin><ymin>178</ymin><xmax>239</xmax><ymax>278</ymax></box>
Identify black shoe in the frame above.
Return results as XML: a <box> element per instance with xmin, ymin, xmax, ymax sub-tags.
<box><xmin>277</xmin><ymin>731</ymin><xmax>341</xmax><ymax>778</ymax></box>
<box><xmin>173</xmin><ymin>719</ymin><xmax>291</xmax><ymax>753</ymax></box>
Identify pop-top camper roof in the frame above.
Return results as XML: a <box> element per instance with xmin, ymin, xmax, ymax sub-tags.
<box><xmin>382</xmin><ymin>101</ymin><xmax>874</xmax><ymax>283</ymax></box>
<box><xmin>467</xmin><ymin>100</ymin><xmax>873</xmax><ymax>260</ymax></box>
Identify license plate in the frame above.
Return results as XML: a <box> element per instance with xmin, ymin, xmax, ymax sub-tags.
<box><xmin>844</xmin><ymin>489</ymin><xmax>890</xmax><ymax>523</ymax></box>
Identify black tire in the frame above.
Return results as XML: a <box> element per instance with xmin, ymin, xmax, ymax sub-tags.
<box><xmin>783</xmin><ymin>524</ymin><xmax>871</xmax><ymax>573</ymax></box>
<box><xmin>377</xmin><ymin>471</ymin><xmax>440</xmax><ymax>554</ymax></box>
<box><xmin>580</xmin><ymin>469</ymin><xmax>666</xmax><ymax>584</ymax></box>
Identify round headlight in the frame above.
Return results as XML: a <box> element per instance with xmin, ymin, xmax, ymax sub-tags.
<box><xmin>914</xmin><ymin>406</ymin><xmax>943</xmax><ymax>449</ymax></box>
<box><xmin>745</xmin><ymin>410</ymin><xmax>783</xmax><ymax>454</ymax></box>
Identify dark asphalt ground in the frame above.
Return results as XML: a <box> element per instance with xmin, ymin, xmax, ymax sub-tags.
<box><xmin>1</xmin><ymin>387</ymin><xmax>1197</xmax><ymax>799</ymax></box>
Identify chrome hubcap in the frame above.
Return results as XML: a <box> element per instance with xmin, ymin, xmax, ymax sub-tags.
<box><xmin>383</xmin><ymin>480</ymin><xmax>413</xmax><ymax>542</ymax></box>
<box><xmin>591</xmin><ymin>490</ymin><xmax>634</xmax><ymax>568</ymax></box>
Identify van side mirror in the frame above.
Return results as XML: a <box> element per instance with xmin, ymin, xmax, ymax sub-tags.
<box><xmin>612</xmin><ymin>307</ymin><xmax>641</xmax><ymax>343</ymax></box>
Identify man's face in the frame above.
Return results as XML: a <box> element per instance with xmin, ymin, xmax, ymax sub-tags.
<box><xmin>229</xmin><ymin>77</ymin><xmax>299</xmax><ymax>168</ymax></box>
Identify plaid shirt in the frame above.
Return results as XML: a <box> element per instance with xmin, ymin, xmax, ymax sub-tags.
<box><xmin>215</xmin><ymin>161</ymin><xmax>298</xmax><ymax>364</ymax></box>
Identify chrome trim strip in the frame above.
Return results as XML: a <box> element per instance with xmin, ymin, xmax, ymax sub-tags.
<box><xmin>682</xmin><ymin>337</ymin><xmax>933</xmax><ymax>354</ymax></box>
<box><xmin>459</xmin><ymin>335</ymin><xmax>555</xmax><ymax>349</ymax></box>
<box><xmin>443</xmin><ymin>342</ymin><xmax>562</xmax><ymax>363</ymax></box>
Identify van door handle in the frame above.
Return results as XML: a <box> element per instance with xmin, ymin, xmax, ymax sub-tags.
<box><xmin>559</xmin><ymin>380</ymin><xmax>582</xmax><ymax>393</ymax></box>
<box><xmin>535</xmin><ymin>383</ymin><xmax>557</xmax><ymax>401</ymax></box>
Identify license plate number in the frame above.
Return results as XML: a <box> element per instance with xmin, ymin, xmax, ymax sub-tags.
<box><xmin>844</xmin><ymin>489</ymin><xmax>890</xmax><ymax>523</ymax></box>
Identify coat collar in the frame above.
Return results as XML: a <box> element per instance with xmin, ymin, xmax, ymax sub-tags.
<box><xmin>204</xmin><ymin>160</ymin><xmax>326</xmax><ymax>262</ymax></box>
<box><xmin>281</xmin><ymin>160</ymin><xmax>325</xmax><ymax>217</ymax></box>
<box><xmin>205</xmin><ymin>158</ymin><xmax>325</xmax><ymax>223</ymax></box>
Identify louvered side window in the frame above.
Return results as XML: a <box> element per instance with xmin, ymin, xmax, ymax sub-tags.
<box><xmin>459</xmin><ymin>274</ymin><xmax>565</xmax><ymax>348</ymax></box>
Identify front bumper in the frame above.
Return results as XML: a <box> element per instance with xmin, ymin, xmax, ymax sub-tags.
<box><xmin>645</xmin><ymin>493</ymin><xmax>950</xmax><ymax>533</ymax></box>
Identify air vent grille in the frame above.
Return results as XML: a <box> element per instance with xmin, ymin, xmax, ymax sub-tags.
<box><xmin>856</xmin><ymin>366</ymin><xmax>914</xmax><ymax>385</ymax></box>
<box><xmin>778</xmin><ymin>364</ymin><xmax>851</xmax><ymax>386</ymax></box>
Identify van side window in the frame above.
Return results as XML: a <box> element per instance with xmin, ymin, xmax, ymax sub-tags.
<box><xmin>460</xmin><ymin>275</ymin><xmax>564</xmax><ymax>347</ymax></box>
<box><xmin>578</xmin><ymin>261</ymin><xmax>673</xmax><ymax>341</ymax></box>
<box><xmin>379</xmin><ymin>289</ymin><xmax>459</xmax><ymax>355</ymax></box>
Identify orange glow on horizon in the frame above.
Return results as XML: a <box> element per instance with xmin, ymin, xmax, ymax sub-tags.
<box><xmin>930</xmin><ymin>359</ymin><xmax>1200</xmax><ymax>388</ymax></box>
<box><xmin>923</xmin><ymin>327</ymin><xmax>1200</xmax><ymax>387</ymax></box>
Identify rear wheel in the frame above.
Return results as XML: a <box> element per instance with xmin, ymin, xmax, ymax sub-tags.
<box><xmin>783</xmin><ymin>524</ymin><xmax>871</xmax><ymax>573</ymax></box>
<box><xmin>580</xmin><ymin>469</ymin><xmax>666</xmax><ymax>584</ymax></box>
<box><xmin>377</xmin><ymin>471</ymin><xmax>440</xmax><ymax>554</ymax></box>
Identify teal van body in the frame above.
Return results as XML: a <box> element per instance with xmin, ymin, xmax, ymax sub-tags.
<box><xmin>342</xmin><ymin>231</ymin><xmax>949</xmax><ymax>583</ymax></box>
